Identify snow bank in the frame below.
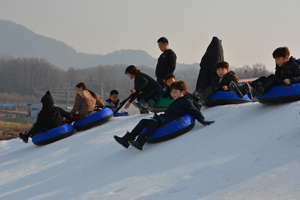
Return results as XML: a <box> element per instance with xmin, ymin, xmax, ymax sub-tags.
<box><xmin>0</xmin><ymin>101</ymin><xmax>300</xmax><ymax>200</ymax></box>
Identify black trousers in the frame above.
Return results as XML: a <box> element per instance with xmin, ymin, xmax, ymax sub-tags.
<box><xmin>251</xmin><ymin>74</ymin><xmax>283</xmax><ymax>93</ymax></box>
<box><xmin>130</xmin><ymin>119</ymin><xmax>163</xmax><ymax>138</ymax></box>
<box><xmin>25</xmin><ymin>124</ymin><xmax>38</xmax><ymax>137</ymax></box>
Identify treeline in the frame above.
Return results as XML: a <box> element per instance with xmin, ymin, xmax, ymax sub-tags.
<box><xmin>0</xmin><ymin>56</ymin><xmax>64</xmax><ymax>94</ymax></box>
<box><xmin>232</xmin><ymin>63</ymin><xmax>272</xmax><ymax>79</ymax></box>
<box><xmin>0</xmin><ymin>56</ymin><xmax>157</xmax><ymax>104</ymax></box>
<box><xmin>0</xmin><ymin>56</ymin><xmax>272</xmax><ymax>105</ymax></box>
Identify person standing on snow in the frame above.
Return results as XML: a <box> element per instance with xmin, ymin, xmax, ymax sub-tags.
<box><xmin>155</xmin><ymin>37</ymin><xmax>177</xmax><ymax>88</ymax></box>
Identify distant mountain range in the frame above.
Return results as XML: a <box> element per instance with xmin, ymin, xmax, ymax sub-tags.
<box><xmin>0</xmin><ymin>20</ymin><xmax>199</xmax><ymax>70</ymax></box>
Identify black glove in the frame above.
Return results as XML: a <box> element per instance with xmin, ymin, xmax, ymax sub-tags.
<box><xmin>200</xmin><ymin>120</ymin><xmax>215</xmax><ymax>126</ymax></box>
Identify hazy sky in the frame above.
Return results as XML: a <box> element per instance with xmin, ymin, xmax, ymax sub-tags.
<box><xmin>1</xmin><ymin>0</ymin><xmax>300</xmax><ymax>70</ymax></box>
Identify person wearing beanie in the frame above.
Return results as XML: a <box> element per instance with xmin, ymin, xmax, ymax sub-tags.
<box><xmin>19</xmin><ymin>91</ymin><xmax>75</xmax><ymax>143</ymax></box>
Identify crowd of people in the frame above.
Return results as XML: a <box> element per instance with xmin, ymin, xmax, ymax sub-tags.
<box><xmin>18</xmin><ymin>36</ymin><xmax>300</xmax><ymax>151</ymax></box>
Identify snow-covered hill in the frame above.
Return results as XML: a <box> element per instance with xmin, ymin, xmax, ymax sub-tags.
<box><xmin>1</xmin><ymin>101</ymin><xmax>300</xmax><ymax>200</ymax></box>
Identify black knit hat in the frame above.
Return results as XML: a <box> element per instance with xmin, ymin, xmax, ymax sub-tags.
<box><xmin>41</xmin><ymin>91</ymin><xmax>54</xmax><ymax>103</ymax></box>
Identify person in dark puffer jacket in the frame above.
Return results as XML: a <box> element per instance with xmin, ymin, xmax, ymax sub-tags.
<box><xmin>114</xmin><ymin>81</ymin><xmax>215</xmax><ymax>151</ymax></box>
<box><xmin>230</xmin><ymin>47</ymin><xmax>300</xmax><ymax>99</ymax></box>
<box><xmin>18</xmin><ymin>91</ymin><xmax>75</xmax><ymax>143</ymax></box>
<box><xmin>196</xmin><ymin>36</ymin><xmax>224</xmax><ymax>92</ymax></box>
<box><xmin>194</xmin><ymin>61</ymin><xmax>240</xmax><ymax>101</ymax></box>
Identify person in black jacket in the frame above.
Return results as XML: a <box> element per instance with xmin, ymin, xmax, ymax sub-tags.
<box><xmin>114</xmin><ymin>81</ymin><xmax>215</xmax><ymax>151</ymax></box>
<box><xmin>124</xmin><ymin>65</ymin><xmax>162</xmax><ymax>111</ymax></box>
<box><xmin>194</xmin><ymin>61</ymin><xmax>240</xmax><ymax>101</ymax></box>
<box><xmin>196</xmin><ymin>37</ymin><xmax>224</xmax><ymax>92</ymax></box>
<box><xmin>230</xmin><ymin>47</ymin><xmax>300</xmax><ymax>99</ymax></box>
<box><xmin>132</xmin><ymin>74</ymin><xmax>176</xmax><ymax>110</ymax></box>
<box><xmin>155</xmin><ymin>37</ymin><xmax>177</xmax><ymax>87</ymax></box>
<box><xmin>18</xmin><ymin>91</ymin><xmax>75</xmax><ymax>143</ymax></box>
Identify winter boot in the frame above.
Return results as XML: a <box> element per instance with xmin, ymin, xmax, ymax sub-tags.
<box><xmin>128</xmin><ymin>133</ymin><xmax>148</xmax><ymax>151</ymax></box>
<box><xmin>19</xmin><ymin>132</ymin><xmax>29</xmax><ymax>143</ymax></box>
<box><xmin>229</xmin><ymin>81</ymin><xmax>247</xmax><ymax>98</ymax></box>
<box><xmin>114</xmin><ymin>132</ymin><xmax>135</xmax><ymax>148</ymax></box>
<box><xmin>250</xmin><ymin>85</ymin><xmax>264</xmax><ymax>98</ymax></box>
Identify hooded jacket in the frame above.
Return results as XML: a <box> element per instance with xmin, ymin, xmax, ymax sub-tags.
<box><xmin>200</xmin><ymin>37</ymin><xmax>224</xmax><ymax>73</ymax></box>
<box><xmin>34</xmin><ymin>107</ymin><xmax>74</xmax><ymax>135</ymax></box>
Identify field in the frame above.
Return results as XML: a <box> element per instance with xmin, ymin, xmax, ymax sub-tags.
<box><xmin>0</xmin><ymin>119</ymin><xmax>34</xmax><ymax>140</ymax></box>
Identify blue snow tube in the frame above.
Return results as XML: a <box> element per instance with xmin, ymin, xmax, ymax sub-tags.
<box><xmin>141</xmin><ymin>114</ymin><xmax>195</xmax><ymax>143</ymax></box>
<box><xmin>113</xmin><ymin>112</ymin><xmax>130</xmax><ymax>117</ymax></box>
<box><xmin>32</xmin><ymin>123</ymin><xmax>75</xmax><ymax>145</ymax></box>
<box><xmin>256</xmin><ymin>84</ymin><xmax>300</xmax><ymax>104</ymax></box>
<box><xmin>204</xmin><ymin>91</ymin><xmax>252</xmax><ymax>107</ymax></box>
<box><xmin>73</xmin><ymin>108</ymin><xmax>113</xmax><ymax>131</ymax></box>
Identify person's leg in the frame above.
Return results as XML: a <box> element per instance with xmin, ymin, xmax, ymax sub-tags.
<box><xmin>229</xmin><ymin>81</ymin><xmax>248</xmax><ymax>98</ymax></box>
<box><xmin>130</xmin><ymin>119</ymin><xmax>153</xmax><ymax>137</ymax></box>
<box><xmin>260</xmin><ymin>74</ymin><xmax>282</xmax><ymax>93</ymax></box>
<box><xmin>144</xmin><ymin>90</ymin><xmax>166</xmax><ymax>109</ymax></box>
<box><xmin>19</xmin><ymin>124</ymin><xmax>37</xmax><ymax>143</ymax></box>
<box><xmin>114</xmin><ymin>119</ymin><xmax>153</xmax><ymax>148</ymax></box>
<box><xmin>250</xmin><ymin>76</ymin><xmax>267</xmax><ymax>88</ymax></box>
<box><xmin>241</xmin><ymin>75</ymin><xmax>279</xmax><ymax>98</ymax></box>
<box><xmin>151</xmin><ymin>90</ymin><xmax>165</xmax><ymax>103</ymax></box>
<box><xmin>140</xmin><ymin>90</ymin><xmax>158</xmax><ymax>103</ymax></box>
<box><xmin>230</xmin><ymin>76</ymin><xmax>267</xmax><ymax>99</ymax></box>
<box><xmin>134</xmin><ymin>93</ymin><xmax>150</xmax><ymax>113</ymax></box>
<box><xmin>129</xmin><ymin>119</ymin><xmax>163</xmax><ymax>150</ymax></box>
<box><xmin>143</xmin><ymin>119</ymin><xmax>163</xmax><ymax>138</ymax></box>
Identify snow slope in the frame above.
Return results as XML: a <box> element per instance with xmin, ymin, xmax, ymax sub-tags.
<box><xmin>1</xmin><ymin>101</ymin><xmax>300</xmax><ymax>200</ymax></box>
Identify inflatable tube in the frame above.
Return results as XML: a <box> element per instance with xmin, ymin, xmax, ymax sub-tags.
<box><xmin>141</xmin><ymin>114</ymin><xmax>195</xmax><ymax>143</ymax></box>
<box><xmin>256</xmin><ymin>84</ymin><xmax>300</xmax><ymax>104</ymax></box>
<box><xmin>151</xmin><ymin>97</ymin><xmax>174</xmax><ymax>113</ymax></box>
<box><xmin>73</xmin><ymin>108</ymin><xmax>113</xmax><ymax>131</ymax></box>
<box><xmin>32</xmin><ymin>123</ymin><xmax>74</xmax><ymax>145</ymax></box>
<box><xmin>113</xmin><ymin>112</ymin><xmax>130</xmax><ymax>117</ymax></box>
<box><xmin>204</xmin><ymin>91</ymin><xmax>252</xmax><ymax>107</ymax></box>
